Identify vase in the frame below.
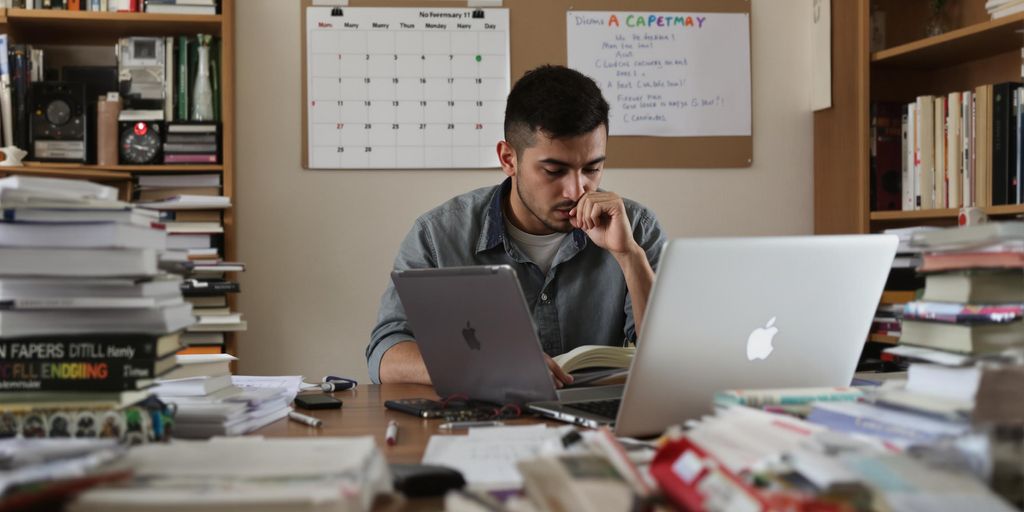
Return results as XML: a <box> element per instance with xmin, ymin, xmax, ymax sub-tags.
<box><xmin>191</xmin><ymin>38</ymin><xmax>214</xmax><ymax>121</ymax></box>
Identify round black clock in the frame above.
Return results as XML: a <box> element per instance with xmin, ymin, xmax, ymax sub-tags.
<box><xmin>119</xmin><ymin>121</ymin><xmax>161</xmax><ymax>164</ymax></box>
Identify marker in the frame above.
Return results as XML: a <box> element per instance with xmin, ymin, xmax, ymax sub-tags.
<box><xmin>288</xmin><ymin>410</ymin><xmax>322</xmax><ymax>428</ymax></box>
<box><xmin>385</xmin><ymin>420</ymin><xmax>399</xmax><ymax>446</ymax></box>
<box><xmin>437</xmin><ymin>420</ymin><xmax>505</xmax><ymax>430</ymax></box>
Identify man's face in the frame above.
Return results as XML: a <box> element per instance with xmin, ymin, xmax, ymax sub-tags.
<box><xmin>499</xmin><ymin>126</ymin><xmax>607</xmax><ymax>235</ymax></box>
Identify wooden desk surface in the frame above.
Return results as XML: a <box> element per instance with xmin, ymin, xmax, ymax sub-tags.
<box><xmin>255</xmin><ymin>384</ymin><xmax>547</xmax><ymax>464</ymax></box>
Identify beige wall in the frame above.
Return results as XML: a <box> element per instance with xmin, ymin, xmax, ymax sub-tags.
<box><xmin>235</xmin><ymin>0</ymin><xmax>815</xmax><ymax>380</ymax></box>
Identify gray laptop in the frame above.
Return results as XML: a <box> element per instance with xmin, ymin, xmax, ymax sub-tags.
<box><xmin>391</xmin><ymin>265</ymin><xmax>610</xmax><ymax>406</ymax></box>
<box><xmin>394</xmin><ymin>234</ymin><xmax>898</xmax><ymax>437</ymax></box>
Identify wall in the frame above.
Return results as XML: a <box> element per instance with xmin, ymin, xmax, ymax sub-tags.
<box><xmin>235</xmin><ymin>0</ymin><xmax>815</xmax><ymax>380</ymax></box>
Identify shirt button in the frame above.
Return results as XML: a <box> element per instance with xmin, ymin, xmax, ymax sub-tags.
<box><xmin>540</xmin><ymin>293</ymin><xmax>549</xmax><ymax>302</ymax></box>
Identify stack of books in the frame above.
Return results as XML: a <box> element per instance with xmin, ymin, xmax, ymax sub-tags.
<box><xmin>132</xmin><ymin>172</ymin><xmax>244</xmax><ymax>352</ymax></box>
<box><xmin>11</xmin><ymin>0</ymin><xmax>218</xmax><ymax>13</ymax></box>
<box><xmin>0</xmin><ymin>175</ymin><xmax>193</xmax><ymax>443</ymax></box>
<box><xmin>68</xmin><ymin>437</ymin><xmax>391</xmax><ymax>511</ymax></box>
<box><xmin>162</xmin><ymin>123</ymin><xmax>220</xmax><ymax>164</ymax></box>
<box><xmin>804</xmin><ymin>222</ymin><xmax>1024</xmax><ymax>506</ymax></box>
<box><xmin>901</xmin><ymin>222</ymin><xmax>1024</xmax><ymax>355</ymax></box>
<box><xmin>151</xmin><ymin>355</ymin><xmax>291</xmax><ymax>438</ymax></box>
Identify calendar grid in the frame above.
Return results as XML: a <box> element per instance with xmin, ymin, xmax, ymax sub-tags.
<box><xmin>306</xmin><ymin>7</ymin><xmax>510</xmax><ymax>169</ymax></box>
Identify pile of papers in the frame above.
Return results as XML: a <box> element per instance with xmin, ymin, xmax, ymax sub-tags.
<box><xmin>151</xmin><ymin>360</ymin><xmax>293</xmax><ymax>438</ymax></box>
<box><xmin>649</xmin><ymin>406</ymin><xmax>1018</xmax><ymax>511</ymax></box>
<box><xmin>67</xmin><ymin>437</ymin><xmax>392</xmax><ymax>512</ymax></box>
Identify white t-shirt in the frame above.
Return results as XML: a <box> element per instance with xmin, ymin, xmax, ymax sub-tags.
<box><xmin>504</xmin><ymin>219</ymin><xmax>568</xmax><ymax>274</ymax></box>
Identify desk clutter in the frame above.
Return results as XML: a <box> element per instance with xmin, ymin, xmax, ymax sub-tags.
<box><xmin>1</xmin><ymin>210</ymin><xmax>1024</xmax><ymax>510</ymax></box>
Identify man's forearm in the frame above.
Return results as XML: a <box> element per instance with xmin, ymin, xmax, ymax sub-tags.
<box><xmin>614</xmin><ymin>245</ymin><xmax>655</xmax><ymax>335</ymax></box>
<box><xmin>379</xmin><ymin>341</ymin><xmax>432</xmax><ymax>384</ymax></box>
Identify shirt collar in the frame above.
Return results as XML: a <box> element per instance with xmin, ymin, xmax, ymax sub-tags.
<box><xmin>477</xmin><ymin>178</ymin><xmax>588</xmax><ymax>254</ymax></box>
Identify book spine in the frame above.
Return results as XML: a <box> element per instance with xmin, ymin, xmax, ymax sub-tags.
<box><xmin>902</xmin><ymin>302</ymin><xmax>1023</xmax><ymax>324</ymax></box>
<box><xmin>714</xmin><ymin>388</ymin><xmax>863</xmax><ymax>407</ymax></box>
<box><xmin>177</xmin><ymin>35</ymin><xmax>188</xmax><ymax>121</ymax></box>
<box><xmin>993</xmin><ymin>83</ymin><xmax>1015</xmax><ymax>205</ymax></box>
<box><xmin>0</xmin><ymin>336</ymin><xmax>167</xmax><ymax>361</ymax></box>
<box><xmin>211</xmin><ymin>37</ymin><xmax>220</xmax><ymax>121</ymax></box>
<box><xmin>163</xmin><ymin>143</ymin><xmax>217</xmax><ymax>153</ymax></box>
<box><xmin>0</xmin><ymin>360</ymin><xmax>167</xmax><ymax>391</ymax></box>
<box><xmin>165</xmin><ymin>134</ymin><xmax>217</xmax><ymax>144</ymax></box>
<box><xmin>163</xmin><ymin>153</ymin><xmax>217</xmax><ymax>163</ymax></box>
<box><xmin>10</xmin><ymin>45</ymin><xmax>29</xmax><ymax>152</ymax></box>
<box><xmin>806</xmin><ymin>406</ymin><xmax>946</xmax><ymax>444</ymax></box>
<box><xmin>1</xmin><ymin>404</ymin><xmax>170</xmax><ymax>441</ymax></box>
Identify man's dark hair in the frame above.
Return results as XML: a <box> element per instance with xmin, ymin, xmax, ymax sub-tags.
<box><xmin>504</xmin><ymin>65</ymin><xmax>609</xmax><ymax>155</ymax></box>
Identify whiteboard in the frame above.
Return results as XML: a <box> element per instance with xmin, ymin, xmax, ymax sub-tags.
<box><xmin>566</xmin><ymin>11</ymin><xmax>751</xmax><ymax>137</ymax></box>
<box><xmin>305</xmin><ymin>7</ymin><xmax>510</xmax><ymax>169</ymax></box>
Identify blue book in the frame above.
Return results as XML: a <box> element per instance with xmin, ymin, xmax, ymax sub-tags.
<box><xmin>807</xmin><ymin>401</ymin><xmax>970</xmax><ymax>445</ymax></box>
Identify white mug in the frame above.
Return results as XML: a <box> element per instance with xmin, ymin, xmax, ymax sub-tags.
<box><xmin>958</xmin><ymin>206</ymin><xmax>988</xmax><ymax>227</ymax></box>
<box><xmin>0</xmin><ymin>146</ymin><xmax>27</xmax><ymax>167</ymax></box>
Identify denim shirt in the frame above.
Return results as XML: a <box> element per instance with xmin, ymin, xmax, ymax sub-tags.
<box><xmin>365</xmin><ymin>178</ymin><xmax>666</xmax><ymax>383</ymax></box>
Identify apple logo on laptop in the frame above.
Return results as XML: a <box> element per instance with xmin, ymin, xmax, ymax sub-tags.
<box><xmin>746</xmin><ymin>317</ymin><xmax>778</xmax><ymax>361</ymax></box>
<box><xmin>462</xmin><ymin>321</ymin><xmax>481</xmax><ymax>350</ymax></box>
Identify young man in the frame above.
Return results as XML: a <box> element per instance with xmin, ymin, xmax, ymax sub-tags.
<box><xmin>366</xmin><ymin>65</ymin><xmax>665</xmax><ymax>385</ymax></box>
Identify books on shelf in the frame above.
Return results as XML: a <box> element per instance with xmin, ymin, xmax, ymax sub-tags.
<box><xmin>882</xmin><ymin>80</ymin><xmax>1024</xmax><ymax>212</ymax></box>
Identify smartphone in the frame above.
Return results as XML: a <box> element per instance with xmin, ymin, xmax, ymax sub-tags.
<box><xmin>384</xmin><ymin>398</ymin><xmax>447</xmax><ymax>418</ymax></box>
<box><xmin>294</xmin><ymin>394</ymin><xmax>343</xmax><ymax>410</ymax></box>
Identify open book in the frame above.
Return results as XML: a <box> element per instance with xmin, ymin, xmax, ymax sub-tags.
<box><xmin>553</xmin><ymin>345</ymin><xmax>635</xmax><ymax>374</ymax></box>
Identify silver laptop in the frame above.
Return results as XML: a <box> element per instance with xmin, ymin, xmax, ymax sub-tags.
<box><xmin>530</xmin><ymin>235</ymin><xmax>898</xmax><ymax>437</ymax></box>
<box><xmin>394</xmin><ymin>234</ymin><xmax>897</xmax><ymax>437</ymax></box>
<box><xmin>391</xmin><ymin>265</ymin><xmax>606</xmax><ymax>406</ymax></box>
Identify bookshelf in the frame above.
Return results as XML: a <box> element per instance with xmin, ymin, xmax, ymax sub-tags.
<box><xmin>0</xmin><ymin>1</ymin><xmax>238</xmax><ymax>360</ymax></box>
<box><xmin>815</xmin><ymin>0</ymin><xmax>1024</xmax><ymax>234</ymax></box>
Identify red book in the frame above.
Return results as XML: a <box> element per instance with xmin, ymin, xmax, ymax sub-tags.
<box><xmin>920</xmin><ymin>251</ymin><xmax>1024</xmax><ymax>272</ymax></box>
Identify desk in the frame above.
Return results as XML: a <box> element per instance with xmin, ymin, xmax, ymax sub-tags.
<box><xmin>255</xmin><ymin>384</ymin><xmax>548</xmax><ymax>464</ymax></box>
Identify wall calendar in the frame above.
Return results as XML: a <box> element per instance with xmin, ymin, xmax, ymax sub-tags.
<box><xmin>305</xmin><ymin>7</ymin><xmax>510</xmax><ymax>169</ymax></box>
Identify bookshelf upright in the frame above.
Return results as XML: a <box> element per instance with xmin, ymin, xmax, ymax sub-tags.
<box><xmin>815</xmin><ymin>0</ymin><xmax>1024</xmax><ymax>234</ymax></box>
<box><xmin>0</xmin><ymin>1</ymin><xmax>239</xmax><ymax>359</ymax></box>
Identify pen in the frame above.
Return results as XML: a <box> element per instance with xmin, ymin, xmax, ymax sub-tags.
<box><xmin>437</xmin><ymin>420</ymin><xmax>505</xmax><ymax>430</ymax></box>
<box><xmin>385</xmin><ymin>419</ymin><xmax>399</xmax><ymax>446</ymax></box>
<box><xmin>288</xmin><ymin>410</ymin><xmax>322</xmax><ymax>428</ymax></box>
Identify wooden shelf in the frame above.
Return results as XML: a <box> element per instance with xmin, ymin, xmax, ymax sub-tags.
<box><xmin>0</xmin><ymin>165</ymin><xmax>130</xmax><ymax>181</ymax></box>
<box><xmin>870</xmin><ymin>204</ymin><xmax>1024</xmax><ymax>221</ymax></box>
<box><xmin>15</xmin><ymin>162</ymin><xmax>222</xmax><ymax>173</ymax></box>
<box><xmin>1</xmin><ymin>8</ymin><xmax>222</xmax><ymax>43</ymax></box>
<box><xmin>872</xmin><ymin>11</ymin><xmax>1024</xmax><ymax>68</ymax></box>
<box><xmin>870</xmin><ymin>208</ymin><xmax>959</xmax><ymax>221</ymax></box>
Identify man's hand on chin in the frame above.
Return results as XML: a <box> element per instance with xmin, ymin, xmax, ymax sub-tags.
<box><xmin>568</xmin><ymin>191</ymin><xmax>640</xmax><ymax>256</ymax></box>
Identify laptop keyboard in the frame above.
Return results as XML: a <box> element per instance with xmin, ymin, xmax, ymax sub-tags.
<box><xmin>564</xmin><ymin>398</ymin><xmax>621</xmax><ymax>419</ymax></box>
